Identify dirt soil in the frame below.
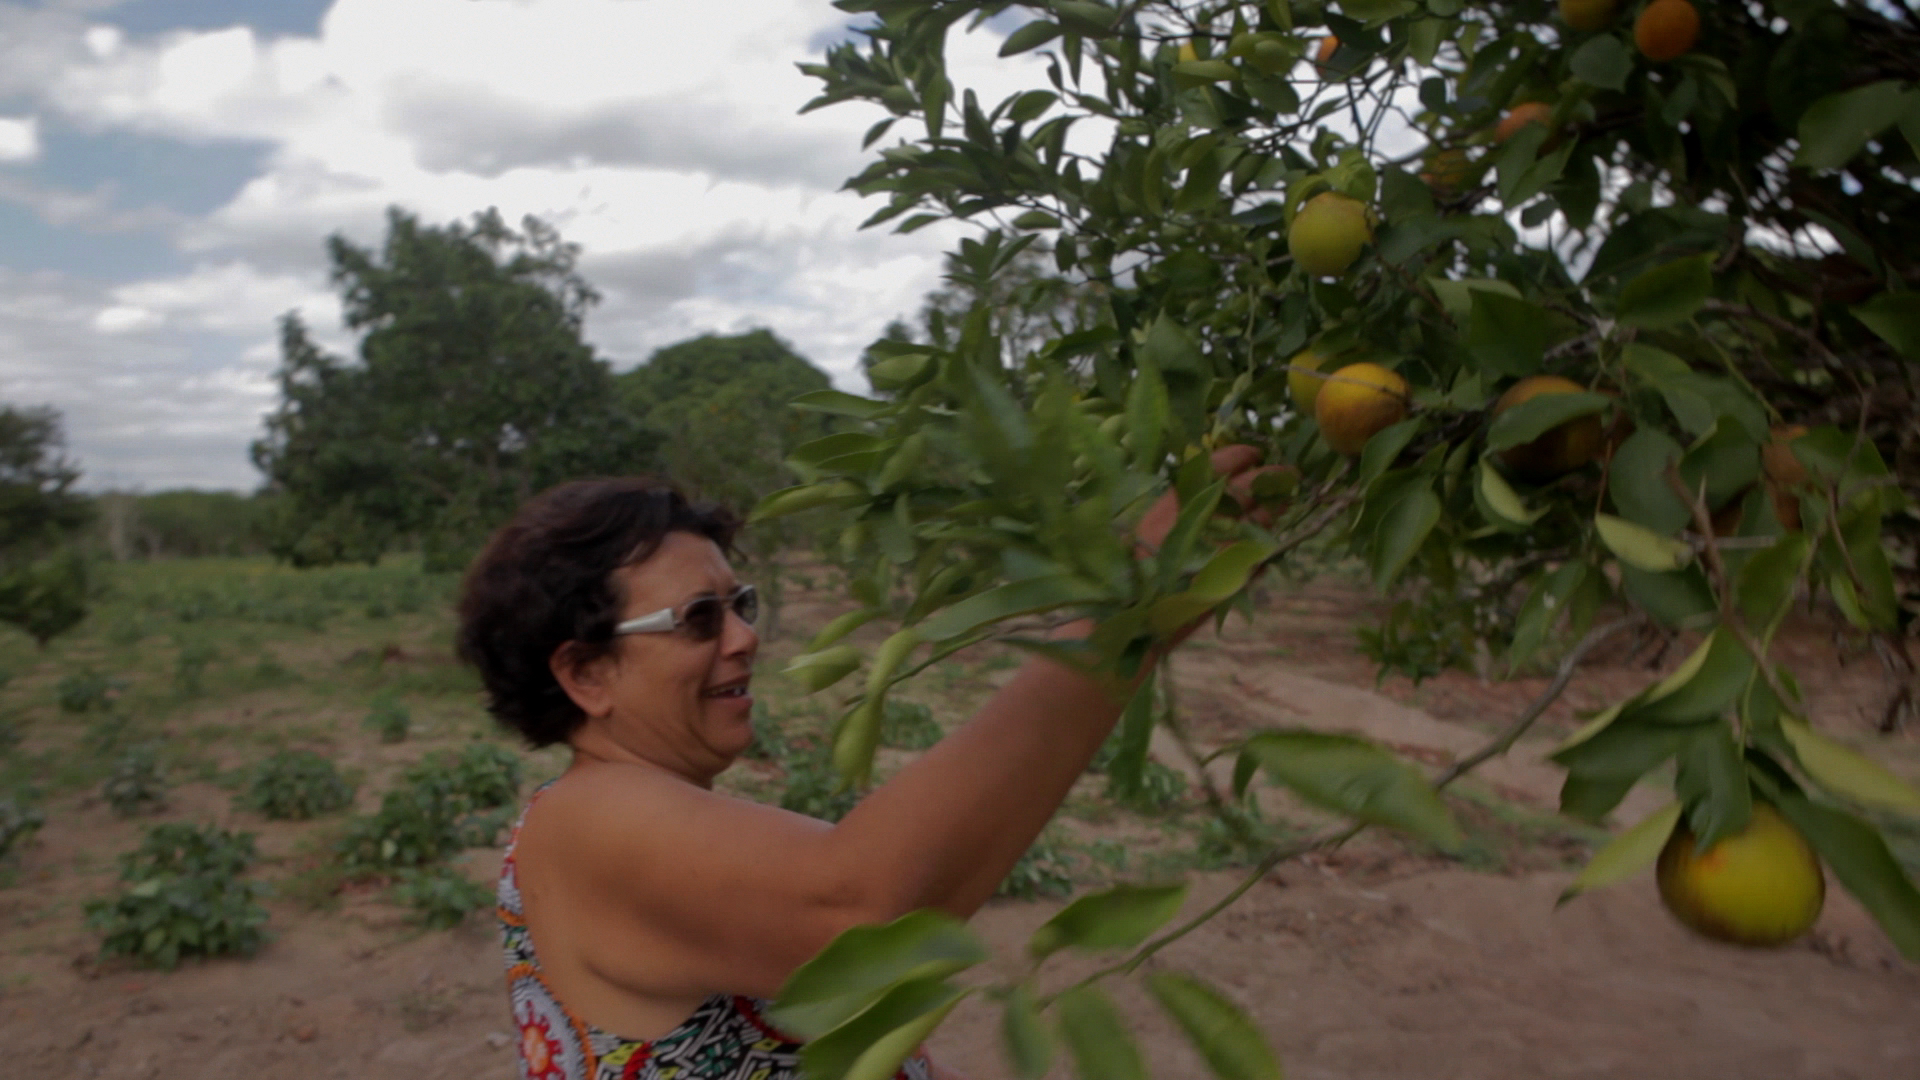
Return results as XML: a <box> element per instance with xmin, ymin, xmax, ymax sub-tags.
<box><xmin>2</xmin><ymin>578</ymin><xmax>1916</xmax><ymax>1080</ymax></box>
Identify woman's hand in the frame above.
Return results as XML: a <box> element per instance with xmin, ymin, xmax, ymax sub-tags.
<box><xmin>1131</xmin><ymin>443</ymin><xmax>1290</xmax><ymax>557</ymax></box>
<box><xmin>1131</xmin><ymin>443</ymin><xmax>1291</xmax><ymax>648</ymax></box>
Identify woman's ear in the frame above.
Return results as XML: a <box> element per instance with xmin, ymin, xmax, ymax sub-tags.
<box><xmin>550</xmin><ymin>641</ymin><xmax>616</xmax><ymax>720</ymax></box>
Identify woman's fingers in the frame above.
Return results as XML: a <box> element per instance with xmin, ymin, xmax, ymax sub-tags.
<box><xmin>1134</xmin><ymin>443</ymin><xmax>1268</xmax><ymax>554</ymax></box>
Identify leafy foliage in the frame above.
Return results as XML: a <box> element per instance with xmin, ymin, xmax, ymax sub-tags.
<box><xmin>0</xmin><ymin>796</ymin><xmax>44</xmax><ymax>861</ymax></box>
<box><xmin>336</xmin><ymin>742</ymin><xmax>523</xmax><ymax>873</ymax></box>
<box><xmin>778</xmin><ymin>741</ymin><xmax>864</xmax><ymax>823</ymax></box>
<box><xmin>101</xmin><ymin>745</ymin><xmax>167</xmax><ymax>818</ymax></box>
<box><xmin>251</xmin><ymin>208</ymin><xmax>660</xmax><ymax>570</ymax></box>
<box><xmin>84</xmin><ymin>823</ymin><xmax>269</xmax><ymax>969</ymax></box>
<box><xmin>0</xmin><ymin>405</ymin><xmax>92</xmax><ymax>647</ymax></box>
<box><xmin>387</xmin><ymin>865</ymin><xmax>494</xmax><ymax>930</ymax></box>
<box><xmin>363</xmin><ymin>694</ymin><xmax>411</xmax><ymax>744</ymax></box>
<box><xmin>880</xmin><ymin>698</ymin><xmax>945</xmax><ymax>750</ymax></box>
<box><xmin>236</xmin><ymin>749</ymin><xmax>356</xmax><ymax>821</ymax></box>
<box><xmin>55</xmin><ymin>669</ymin><xmax>119</xmax><ymax>714</ymax></box>
<box><xmin>994</xmin><ymin>834</ymin><xmax>1075</xmax><ymax>899</ymax></box>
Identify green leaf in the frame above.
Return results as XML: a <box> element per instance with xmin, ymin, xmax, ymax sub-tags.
<box><xmin>1007</xmin><ymin>90</ymin><xmax>1059</xmax><ymax>124</ymax></box>
<box><xmin>1125</xmin><ymin>366</ymin><xmax>1170</xmax><ymax>470</ymax></box>
<box><xmin>1558</xmin><ymin>801</ymin><xmax>1682</xmax><ymax>905</ymax></box>
<box><xmin>1239</xmin><ymin>730</ymin><xmax>1463</xmax><ymax>850</ymax></box>
<box><xmin>1000</xmin><ymin>20</ymin><xmax>1063</xmax><ymax>57</ymax></box>
<box><xmin>1001</xmin><ymin>983</ymin><xmax>1054</xmax><ymax>1080</ymax></box>
<box><xmin>1356</xmin><ymin>417</ymin><xmax>1421</xmax><ymax>485</ymax></box>
<box><xmin>1056</xmin><ymin>986</ymin><xmax>1148</xmax><ymax>1080</ymax></box>
<box><xmin>797</xmin><ymin>977</ymin><xmax>970</xmax><ymax>1080</ymax></box>
<box><xmin>1675</xmin><ymin>723</ymin><xmax>1752</xmax><ymax>849</ymax></box>
<box><xmin>1771</xmin><ymin>792</ymin><xmax>1920</xmax><ymax>962</ymax></box>
<box><xmin>916</xmin><ymin>574</ymin><xmax>1110</xmax><ymax>642</ymax></box>
<box><xmin>1619</xmin><ymin>563</ymin><xmax>1717</xmax><ymax>628</ymax></box>
<box><xmin>1596</xmin><ymin>513</ymin><xmax>1693</xmax><ymax>572</ymax></box>
<box><xmin>1608</xmin><ymin>427</ymin><xmax>1691</xmax><ymax>535</ymax></box>
<box><xmin>770</xmin><ymin>910</ymin><xmax>988</xmax><ymax>1038</ymax></box>
<box><xmin>1794</xmin><ymin>81</ymin><xmax>1914</xmax><ymax>171</ymax></box>
<box><xmin>1636</xmin><ymin>629</ymin><xmax>1754</xmax><ymax>723</ymax></box>
<box><xmin>1735</xmin><ymin>534</ymin><xmax>1810</xmax><ymax>631</ymax></box>
<box><xmin>1173</xmin><ymin>59</ymin><xmax>1240</xmax><ymax>83</ymax></box>
<box><xmin>791</xmin><ymin>389</ymin><xmax>894</xmax><ymax>420</ymax></box>
<box><xmin>1485</xmin><ymin>391</ymin><xmax>1611</xmax><ymax>452</ymax></box>
<box><xmin>1616</xmin><ymin>254</ymin><xmax>1713</xmax><ymax>329</ymax></box>
<box><xmin>1027</xmin><ymin>882</ymin><xmax>1189</xmax><ymax>961</ymax></box>
<box><xmin>1507</xmin><ymin>563</ymin><xmax>1586</xmax><ymax>672</ymax></box>
<box><xmin>1467</xmin><ymin>291</ymin><xmax>1551</xmax><ymax>377</ymax></box>
<box><xmin>1477</xmin><ymin>458</ymin><xmax>1546</xmax><ymax>528</ymax></box>
<box><xmin>832</xmin><ymin>696</ymin><xmax>885</xmax><ymax>790</ymax></box>
<box><xmin>750</xmin><ymin>481</ymin><xmax>868</xmax><ymax>523</ymax></box>
<box><xmin>1370</xmin><ymin>484</ymin><xmax>1441</xmax><ymax>590</ymax></box>
<box><xmin>1146</xmin><ymin>972</ymin><xmax>1285</xmax><ymax>1080</ymax></box>
<box><xmin>1338</xmin><ymin>0</ymin><xmax>1419</xmax><ymax>23</ymax></box>
<box><xmin>1851</xmin><ymin>291</ymin><xmax>1920</xmax><ymax>360</ymax></box>
<box><xmin>1569</xmin><ymin>35</ymin><xmax>1633</xmax><ymax>92</ymax></box>
<box><xmin>1780</xmin><ymin>718</ymin><xmax>1920</xmax><ymax>815</ymax></box>
<box><xmin>784</xmin><ymin>645</ymin><xmax>864</xmax><ymax>694</ymax></box>
<box><xmin>1149</xmin><ymin>540</ymin><xmax>1279</xmax><ymax>634</ymax></box>
<box><xmin>1553</xmin><ymin>719</ymin><xmax>1706</xmax><ymax>821</ymax></box>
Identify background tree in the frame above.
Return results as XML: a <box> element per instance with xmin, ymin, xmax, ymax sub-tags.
<box><xmin>618</xmin><ymin>330</ymin><xmax>839</xmax><ymax>637</ymax></box>
<box><xmin>252</xmin><ymin>208</ymin><xmax>659</xmax><ymax>571</ymax></box>
<box><xmin>754</xmin><ymin>2</ymin><xmax>1920</xmax><ymax>1075</ymax></box>
<box><xmin>0</xmin><ymin>404</ymin><xmax>91</xmax><ymax>646</ymax></box>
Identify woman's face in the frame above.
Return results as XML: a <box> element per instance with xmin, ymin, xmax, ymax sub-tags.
<box><xmin>560</xmin><ymin>531</ymin><xmax>759</xmax><ymax>784</ymax></box>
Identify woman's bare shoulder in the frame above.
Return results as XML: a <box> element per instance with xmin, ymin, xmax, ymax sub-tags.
<box><xmin>521</xmin><ymin>761</ymin><xmax>827</xmax><ymax>868</ymax></box>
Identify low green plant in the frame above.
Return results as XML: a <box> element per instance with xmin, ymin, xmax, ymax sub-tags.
<box><xmin>83</xmin><ymin>712</ymin><xmax>134</xmax><ymax>755</ymax></box>
<box><xmin>880</xmin><ymin>699</ymin><xmax>943</xmax><ymax>751</ymax></box>
<box><xmin>236</xmin><ymin>750</ymin><xmax>356</xmax><ymax>820</ymax></box>
<box><xmin>56</xmin><ymin>669</ymin><xmax>119</xmax><ymax>714</ymax></box>
<box><xmin>363</xmin><ymin>695</ymin><xmax>411</xmax><ymax>744</ymax></box>
<box><xmin>0</xmin><ymin>796</ymin><xmax>45</xmax><ymax>860</ymax></box>
<box><xmin>102</xmin><ymin>745</ymin><xmax>167</xmax><ymax>817</ymax></box>
<box><xmin>84</xmin><ymin>822</ymin><xmax>269</xmax><ymax>969</ymax></box>
<box><xmin>995</xmin><ymin>834</ymin><xmax>1075</xmax><ymax>899</ymax></box>
<box><xmin>1108</xmin><ymin>760</ymin><xmax>1190</xmax><ymax>815</ymax></box>
<box><xmin>336</xmin><ymin>743</ymin><xmax>523</xmax><ymax>873</ymax></box>
<box><xmin>173</xmin><ymin>641</ymin><xmax>217</xmax><ymax>697</ymax></box>
<box><xmin>388</xmin><ymin>865</ymin><xmax>493</xmax><ymax>930</ymax></box>
<box><xmin>777</xmin><ymin>741</ymin><xmax>861</xmax><ymax>823</ymax></box>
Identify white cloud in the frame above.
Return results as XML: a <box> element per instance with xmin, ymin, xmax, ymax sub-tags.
<box><xmin>3</xmin><ymin>0</ymin><xmax>1069</xmax><ymax>489</ymax></box>
<box><xmin>0</xmin><ymin>115</ymin><xmax>39</xmax><ymax>161</ymax></box>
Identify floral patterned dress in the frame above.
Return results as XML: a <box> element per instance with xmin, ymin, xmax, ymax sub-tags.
<box><xmin>499</xmin><ymin>781</ymin><xmax>935</xmax><ymax>1080</ymax></box>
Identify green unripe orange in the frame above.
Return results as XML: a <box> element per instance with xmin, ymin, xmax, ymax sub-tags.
<box><xmin>1656</xmin><ymin>802</ymin><xmax>1825</xmax><ymax>948</ymax></box>
<box><xmin>1288</xmin><ymin>193</ymin><xmax>1371</xmax><ymax>278</ymax></box>
<box><xmin>1314</xmin><ymin>362</ymin><xmax>1408</xmax><ymax>456</ymax></box>
<box><xmin>1287</xmin><ymin>349</ymin><xmax>1330</xmax><ymax>413</ymax></box>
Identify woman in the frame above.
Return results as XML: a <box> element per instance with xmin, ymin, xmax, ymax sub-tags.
<box><xmin>457</xmin><ymin>446</ymin><xmax>1277</xmax><ymax>1080</ymax></box>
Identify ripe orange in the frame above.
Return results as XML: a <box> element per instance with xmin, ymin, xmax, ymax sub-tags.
<box><xmin>1492</xmin><ymin>375</ymin><xmax>1604</xmax><ymax>480</ymax></box>
<box><xmin>1287</xmin><ymin>192</ymin><xmax>1371</xmax><ymax>278</ymax></box>
<box><xmin>1635</xmin><ymin>0</ymin><xmax>1700</xmax><ymax>61</ymax></box>
<box><xmin>1496</xmin><ymin>102</ymin><xmax>1554</xmax><ymax>144</ymax></box>
<box><xmin>1419</xmin><ymin>147</ymin><xmax>1474</xmax><ymax>195</ymax></box>
<box><xmin>1314</xmin><ymin>36</ymin><xmax>1339</xmax><ymax>71</ymax></box>
<box><xmin>1314</xmin><ymin>363</ymin><xmax>1409</xmax><ymax>456</ymax></box>
<box><xmin>1656</xmin><ymin>803</ymin><xmax>1826</xmax><ymax>948</ymax></box>
<box><xmin>1559</xmin><ymin>0</ymin><xmax>1619</xmax><ymax>31</ymax></box>
<box><xmin>1287</xmin><ymin>349</ymin><xmax>1331</xmax><ymax>413</ymax></box>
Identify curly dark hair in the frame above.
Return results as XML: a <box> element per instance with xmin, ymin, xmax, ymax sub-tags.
<box><xmin>455</xmin><ymin>477</ymin><xmax>741</xmax><ymax>748</ymax></box>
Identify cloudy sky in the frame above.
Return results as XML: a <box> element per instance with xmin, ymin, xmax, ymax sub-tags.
<box><xmin>0</xmin><ymin>0</ymin><xmax>1049</xmax><ymax>491</ymax></box>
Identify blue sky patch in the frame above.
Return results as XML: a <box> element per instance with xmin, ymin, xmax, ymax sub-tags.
<box><xmin>94</xmin><ymin>0</ymin><xmax>333</xmax><ymax>39</ymax></box>
<box><xmin>34</xmin><ymin>123</ymin><xmax>271</xmax><ymax>217</ymax></box>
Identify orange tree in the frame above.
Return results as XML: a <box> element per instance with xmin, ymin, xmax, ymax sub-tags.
<box><xmin>755</xmin><ymin>1</ymin><xmax>1920</xmax><ymax>1076</ymax></box>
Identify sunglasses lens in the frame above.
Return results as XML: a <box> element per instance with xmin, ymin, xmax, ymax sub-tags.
<box><xmin>680</xmin><ymin>597</ymin><xmax>724</xmax><ymax>641</ymax></box>
<box><xmin>733</xmin><ymin>587</ymin><xmax>758</xmax><ymax>626</ymax></box>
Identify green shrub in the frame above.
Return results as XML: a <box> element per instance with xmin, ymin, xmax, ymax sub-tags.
<box><xmin>236</xmin><ymin>750</ymin><xmax>355</xmax><ymax>820</ymax></box>
<box><xmin>173</xmin><ymin>641</ymin><xmax>217</xmax><ymax>697</ymax></box>
<box><xmin>83</xmin><ymin>712</ymin><xmax>133</xmax><ymax>754</ymax></box>
<box><xmin>363</xmin><ymin>695</ymin><xmax>410</xmax><ymax>743</ymax></box>
<box><xmin>995</xmin><ymin>835</ymin><xmax>1074</xmax><ymax>899</ymax></box>
<box><xmin>777</xmin><ymin>743</ymin><xmax>861</xmax><ymax>823</ymax></box>
<box><xmin>56</xmin><ymin>669</ymin><xmax>119</xmax><ymax>714</ymax></box>
<box><xmin>0</xmin><ymin>797</ymin><xmax>45</xmax><ymax>860</ymax></box>
<box><xmin>336</xmin><ymin>743</ymin><xmax>523</xmax><ymax>873</ymax></box>
<box><xmin>388</xmin><ymin>865</ymin><xmax>493</xmax><ymax>930</ymax></box>
<box><xmin>102</xmin><ymin>745</ymin><xmax>167</xmax><ymax>817</ymax></box>
<box><xmin>880</xmin><ymin>699</ymin><xmax>943</xmax><ymax>751</ymax></box>
<box><xmin>84</xmin><ymin>823</ymin><xmax>268</xmax><ymax>969</ymax></box>
<box><xmin>1108</xmin><ymin>760</ymin><xmax>1190</xmax><ymax>815</ymax></box>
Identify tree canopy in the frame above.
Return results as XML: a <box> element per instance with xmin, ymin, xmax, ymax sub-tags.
<box><xmin>0</xmin><ymin>404</ymin><xmax>90</xmax><ymax>646</ymax></box>
<box><xmin>252</xmin><ymin>208</ymin><xmax>659</xmax><ymax>569</ymax></box>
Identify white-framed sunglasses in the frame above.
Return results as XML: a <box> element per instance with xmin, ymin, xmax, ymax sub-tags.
<box><xmin>611</xmin><ymin>584</ymin><xmax>758</xmax><ymax>642</ymax></box>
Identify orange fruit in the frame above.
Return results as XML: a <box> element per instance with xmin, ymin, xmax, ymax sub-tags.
<box><xmin>1763</xmin><ymin>424</ymin><xmax>1809</xmax><ymax>531</ymax></box>
<box><xmin>1635</xmin><ymin>0</ymin><xmax>1700</xmax><ymax>61</ymax></box>
<box><xmin>1287</xmin><ymin>349</ymin><xmax>1331</xmax><ymax>413</ymax></box>
<box><xmin>1496</xmin><ymin>102</ymin><xmax>1555</xmax><ymax>143</ymax></box>
<box><xmin>1314</xmin><ymin>363</ymin><xmax>1409</xmax><ymax>456</ymax></box>
<box><xmin>1287</xmin><ymin>192</ymin><xmax>1371</xmax><ymax>278</ymax></box>
<box><xmin>1656</xmin><ymin>803</ymin><xmax>1825</xmax><ymax>948</ymax></box>
<box><xmin>1419</xmin><ymin>147</ymin><xmax>1474</xmax><ymax>194</ymax></box>
<box><xmin>1492</xmin><ymin>375</ymin><xmax>1605</xmax><ymax>480</ymax></box>
<box><xmin>1314</xmin><ymin>35</ymin><xmax>1339</xmax><ymax>70</ymax></box>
